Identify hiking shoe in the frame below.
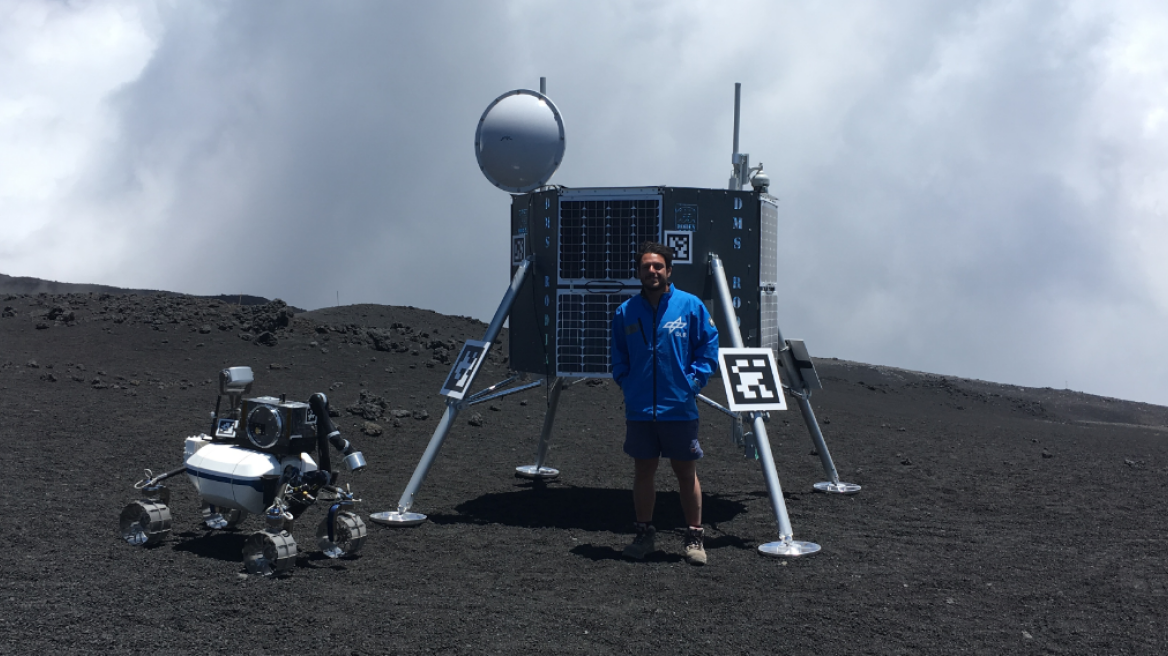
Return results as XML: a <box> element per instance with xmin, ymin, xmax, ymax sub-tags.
<box><xmin>683</xmin><ymin>527</ymin><xmax>707</xmax><ymax>566</ymax></box>
<box><xmin>623</xmin><ymin>524</ymin><xmax>657</xmax><ymax>560</ymax></box>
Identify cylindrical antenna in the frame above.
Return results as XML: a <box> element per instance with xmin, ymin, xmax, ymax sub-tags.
<box><xmin>540</xmin><ymin>77</ymin><xmax>546</xmax><ymax>95</ymax></box>
<box><xmin>732</xmin><ymin>82</ymin><xmax>741</xmax><ymax>157</ymax></box>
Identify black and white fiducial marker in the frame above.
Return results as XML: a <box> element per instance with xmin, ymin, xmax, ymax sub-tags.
<box><xmin>717</xmin><ymin>347</ymin><xmax>788</xmax><ymax>412</ymax></box>
<box><xmin>439</xmin><ymin>341</ymin><xmax>491</xmax><ymax>400</ymax></box>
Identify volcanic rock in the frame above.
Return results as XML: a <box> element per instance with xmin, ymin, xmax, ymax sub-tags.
<box><xmin>2</xmin><ymin>289</ymin><xmax>1167</xmax><ymax>655</ymax></box>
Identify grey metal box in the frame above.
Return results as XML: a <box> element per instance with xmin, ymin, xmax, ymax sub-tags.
<box><xmin>508</xmin><ymin>186</ymin><xmax>779</xmax><ymax>377</ymax></box>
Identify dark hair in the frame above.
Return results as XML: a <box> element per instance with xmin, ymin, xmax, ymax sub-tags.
<box><xmin>636</xmin><ymin>241</ymin><xmax>673</xmax><ymax>269</ymax></box>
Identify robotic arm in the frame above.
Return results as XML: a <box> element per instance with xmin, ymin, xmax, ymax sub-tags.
<box><xmin>308</xmin><ymin>393</ymin><xmax>366</xmax><ymax>478</ymax></box>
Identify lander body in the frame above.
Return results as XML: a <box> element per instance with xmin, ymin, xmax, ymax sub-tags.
<box><xmin>371</xmin><ymin>81</ymin><xmax>860</xmax><ymax>558</ymax></box>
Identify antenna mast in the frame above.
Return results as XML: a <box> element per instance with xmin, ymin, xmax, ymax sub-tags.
<box><xmin>727</xmin><ymin>83</ymin><xmax>768</xmax><ymax>193</ymax></box>
<box><xmin>729</xmin><ymin>83</ymin><xmax>745</xmax><ymax>190</ymax></box>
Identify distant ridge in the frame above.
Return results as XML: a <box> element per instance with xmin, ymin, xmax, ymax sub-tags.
<box><xmin>0</xmin><ymin>273</ymin><xmax>280</xmax><ymax>308</ymax></box>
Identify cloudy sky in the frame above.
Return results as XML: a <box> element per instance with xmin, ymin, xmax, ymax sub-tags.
<box><xmin>3</xmin><ymin>0</ymin><xmax>1166</xmax><ymax>406</ymax></box>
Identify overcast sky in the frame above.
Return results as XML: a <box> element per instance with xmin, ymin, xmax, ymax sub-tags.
<box><xmin>3</xmin><ymin>0</ymin><xmax>1166</xmax><ymax>406</ymax></box>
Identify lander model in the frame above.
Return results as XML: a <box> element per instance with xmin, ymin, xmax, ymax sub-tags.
<box><xmin>371</xmin><ymin>81</ymin><xmax>859</xmax><ymax>557</ymax></box>
<box><xmin>117</xmin><ymin>367</ymin><xmax>368</xmax><ymax>576</ymax></box>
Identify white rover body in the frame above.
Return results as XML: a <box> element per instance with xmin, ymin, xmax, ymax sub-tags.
<box><xmin>118</xmin><ymin>367</ymin><xmax>368</xmax><ymax>576</ymax></box>
<box><xmin>184</xmin><ymin>437</ymin><xmax>320</xmax><ymax>514</ymax></box>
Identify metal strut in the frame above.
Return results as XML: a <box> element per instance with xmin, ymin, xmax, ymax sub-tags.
<box><xmin>710</xmin><ymin>254</ymin><xmax>820</xmax><ymax>557</ymax></box>
<box><xmin>467</xmin><ymin>379</ymin><xmax>543</xmax><ymax>407</ymax></box>
<box><xmin>369</xmin><ymin>257</ymin><xmax>534</xmax><ymax>527</ymax></box>
<box><xmin>756</xmin><ymin>299</ymin><xmax>859</xmax><ymax>494</ymax></box>
<box><xmin>697</xmin><ymin>393</ymin><xmax>738</xmax><ymax>419</ymax></box>
<box><xmin>515</xmin><ymin>377</ymin><xmax>564</xmax><ymax>479</ymax></box>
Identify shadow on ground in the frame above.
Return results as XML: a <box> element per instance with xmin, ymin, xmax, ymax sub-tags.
<box><xmin>173</xmin><ymin>531</ymin><xmax>246</xmax><ymax>562</ymax></box>
<box><xmin>430</xmin><ymin>484</ymin><xmax>748</xmax><ymax>532</ymax></box>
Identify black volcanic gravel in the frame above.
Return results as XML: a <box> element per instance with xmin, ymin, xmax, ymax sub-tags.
<box><xmin>2</xmin><ymin>291</ymin><xmax>1168</xmax><ymax>654</ymax></box>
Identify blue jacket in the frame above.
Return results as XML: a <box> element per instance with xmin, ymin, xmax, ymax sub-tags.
<box><xmin>611</xmin><ymin>286</ymin><xmax>719</xmax><ymax>421</ymax></box>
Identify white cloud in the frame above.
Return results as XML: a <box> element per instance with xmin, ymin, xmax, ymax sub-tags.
<box><xmin>0</xmin><ymin>0</ymin><xmax>157</xmax><ymax>254</ymax></box>
<box><xmin>2</xmin><ymin>0</ymin><xmax>1166</xmax><ymax>405</ymax></box>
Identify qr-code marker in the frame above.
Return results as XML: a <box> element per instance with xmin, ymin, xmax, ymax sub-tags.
<box><xmin>511</xmin><ymin>235</ymin><xmax>526</xmax><ymax>265</ymax></box>
<box><xmin>664</xmin><ymin>231</ymin><xmax>692</xmax><ymax>264</ymax></box>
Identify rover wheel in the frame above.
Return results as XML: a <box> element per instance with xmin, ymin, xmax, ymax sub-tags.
<box><xmin>201</xmin><ymin>502</ymin><xmax>248</xmax><ymax>530</ymax></box>
<box><xmin>242</xmin><ymin>530</ymin><xmax>297</xmax><ymax>577</ymax></box>
<box><xmin>316</xmin><ymin>512</ymin><xmax>367</xmax><ymax>558</ymax></box>
<box><xmin>119</xmin><ymin>500</ymin><xmax>172</xmax><ymax>546</ymax></box>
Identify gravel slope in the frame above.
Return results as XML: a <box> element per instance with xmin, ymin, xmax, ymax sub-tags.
<box><xmin>2</xmin><ymin>292</ymin><xmax>1166</xmax><ymax>655</ymax></box>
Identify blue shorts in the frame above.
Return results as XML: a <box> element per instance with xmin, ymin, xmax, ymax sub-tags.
<box><xmin>624</xmin><ymin>419</ymin><xmax>703</xmax><ymax>461</ymax></box>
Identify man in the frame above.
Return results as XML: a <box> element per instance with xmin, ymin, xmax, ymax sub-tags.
<box><xmin>611</xmin><ymin>241</ymin><xmax>719</xmax><ymax>565</ymax></box>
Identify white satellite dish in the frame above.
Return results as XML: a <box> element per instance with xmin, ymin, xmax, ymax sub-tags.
<box><xmin>475</xmin><ymin>89</ymin><xmax>566</xmax><ymax>193</ymax></box>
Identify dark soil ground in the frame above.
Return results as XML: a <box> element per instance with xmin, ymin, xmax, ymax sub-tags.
<box><xmin>2</xmin><ymin>291</ymin><xmax>1167</xmax><ymax>655</ymax></box>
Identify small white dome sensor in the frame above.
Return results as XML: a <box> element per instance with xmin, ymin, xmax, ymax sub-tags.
<box><xmin>475</xmin><ymin>89</ymin><xmax>566</xmax><ymax>193</ymax></box>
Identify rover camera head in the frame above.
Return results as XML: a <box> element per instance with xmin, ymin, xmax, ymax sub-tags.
<box><xmin>239</xmin><ymin>396</ymin><xmax>317</xmax><ymax>454</ymax></box>
<box><xmin>219</xmin><ymin>367</ymin><xmax>254</xmax><ymax>396</ymax></box>
<box><xmin>244</xmin><ymin>402</ymin><xmax>284</xmax><ymax>450</ymax></box>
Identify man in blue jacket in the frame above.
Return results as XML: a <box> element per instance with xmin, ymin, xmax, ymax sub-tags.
<box><xmin>611</xmin><ymin>241</ymin><xmax>719</xmax><ymax>565</ymax></box>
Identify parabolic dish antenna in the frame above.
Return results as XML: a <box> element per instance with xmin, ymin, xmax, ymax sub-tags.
<box><xmin>475</xmin><ymin>89</ymin><xmax>565</xmax><ymax>193</ymax></box>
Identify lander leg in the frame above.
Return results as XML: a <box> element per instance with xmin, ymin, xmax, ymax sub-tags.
<box><xmin>772</xmin><ymin>341</ymin><xmax>861</xmax><ymax>495</ymax></box>
<box><xmin>711</xmin><ymin>254</ymin><xmax>819</xmax><ymax>557</ymax></box>
<box><xmin>370</xmin><ymin>258</ymin><xmax>533</xmax><ymax>527</ymax></box>
<box><xmin>515</xmin><ymin>377</ymin><xmax>563</xmax><ymax>479</ymax></box>
<box><xmin>748</xmin><ymin>410</ymin><xmax>819</xmax><ymax>557</ymax></box>
<box><xmin>794</xmin><ymin>393</ymin><xmax>861</xmax><ymax>495</ymax></box>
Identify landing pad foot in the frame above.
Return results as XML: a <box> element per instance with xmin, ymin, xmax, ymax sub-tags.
<box><xmin>813</xmin><ymin>481</ymin><xmax>862</xmax><ymax>495</ymax></box>
<box><xmin>758</xmin><ymin>540</ymin><xmax>821</xmax><ymax>557</ymax></box>
<box><xmin>368</xmin><ymin>511</ymin><xmax>427</xmax><ymax>527</ymax></box>
<box><xmin>515</xmin><ymin>465</ymin><xmax>560</xmax><ymax>480</ymax></box>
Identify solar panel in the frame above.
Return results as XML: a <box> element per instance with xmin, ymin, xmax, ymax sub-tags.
<box><xmin>554</xmin><ymin>194</ymin><xmax>660</xmax><ymax>376</ymax></box>
<box><xmin>759</xmin><ymin>196</ymin><xmax>780</xmax><ymax>355</ymax></box>
<box><xmin>559</xmin><ymin>197</ymin><xmax>662</xmax><ymax>282</ymax></box>
<box><xmin>508</xmin><ymin>187</ymin><xmax>765</xmax><ymax>378</ymax></box>
<box><xmin>556</xmin><ymin>291</ymin><xmax>635</xmax><ymax>375</ymax></box>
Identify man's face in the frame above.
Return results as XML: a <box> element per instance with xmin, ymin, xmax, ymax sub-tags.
<box><xmin>638</xmin><ymin>253</ymin><xmax>671</xmax><ymax>292</ymax></box>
